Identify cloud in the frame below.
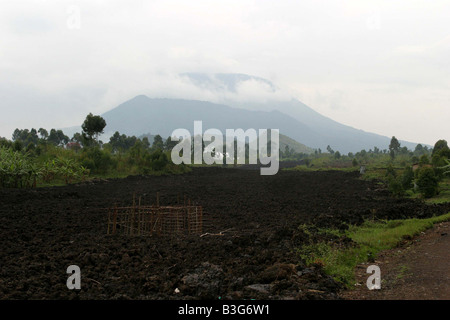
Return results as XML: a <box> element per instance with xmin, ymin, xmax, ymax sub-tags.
<box><xmin>0</xmin><ymin>0</ymin><xmax>449</xmax><ymax>145</ymax></box>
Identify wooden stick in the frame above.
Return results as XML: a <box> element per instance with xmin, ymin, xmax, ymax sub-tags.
<box><xmin>107</xmin><ymin>207</ymin><xmax>111</xmax><ymax>235</ymax></box>
<box><xmin>199</xmin><ymin>206</ymin><xmax>203</xmax><ymax>234</ymax></box>
<box><xmin>200</xmin><ymin>228</ymin><xmax>232</xmax><ymax>237</ymax></box>
<box><xmin>85</xmin><ymin>277</ymin><xmax>102</xmax><ymax>285</ymax></box>
<box><xmin>112</xmin><ymin>205</ymin><xmax>118</xmax><ymax>235</ymax></box>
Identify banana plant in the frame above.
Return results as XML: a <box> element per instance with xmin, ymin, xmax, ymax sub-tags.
<box><xmin>41</xmin><ymin>160</ymin><xmax>58</xmax><ymax>182</ymax></box>
<box><xmin>0</xmin><ymin>147</ymin><xmax>34</xmax><ymax>188</ymax></box>
<box><xmin>1</xmin><ymin>146</ymin><xmax>90</xmax><ymax>188</ymax></box>
<box><xmin>440</xmin><ymin>158</ymin><xmax>450</xmax><ymax>175</ymax></box>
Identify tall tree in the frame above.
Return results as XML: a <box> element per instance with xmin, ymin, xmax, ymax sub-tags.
<box><xmin>48</xmin><ymin>129</ymin><xmax>69</xmax><ymax>146</ymax></box>
<box><xmin>38</xmin><ymin>128</ymin><xmax>49</xmax><ymax>140</ymax></box>
<box><xmin>81</xmin><ymin>113</ymin><xmax>106</xmax><ymax>144</ymax></box>
<box><xmin>432</xmin><ymin>140</ymin><xmax>449</xmax><ymax>157</ymax></box>
<box><xmin>389</xmin><ymin>136</ymin><xmax>400</xmax><ymax>159</ymax></box>
<box><xmin>152</xmin><ymin>135</ymin><xmax>164</xmax><ymax>151</ymax></box>
<box><xmin>164</xmin><ymin>136</ymin><xmax>178</xmax><ymax>151</ymax></box>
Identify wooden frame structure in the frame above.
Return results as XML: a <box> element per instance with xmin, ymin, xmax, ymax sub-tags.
<box><xmin>107</xmin><ymin>203</ymin><xmax>203</xmax><ymax>236</ymax></box>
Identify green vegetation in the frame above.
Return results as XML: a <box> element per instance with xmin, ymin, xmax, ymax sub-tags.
<box><xmin>417</xmin><ymin>177</ymin><xmax>450</xmax><ymax>204</ymax></box>
<box><xmin>440</xmin><ymin>158</ymin><xmax>450</xmax><ymax>175</ymax></box>
<box><xmin>297</xmin><ymin>212</ymin><xmax>450</xmax><ymax>287</ymax></box>
<box><xmin>0</xmin><ymin>147</ymin><xmax>39</xmax><ymax>188</ymax></box>
<box><xmin>286</xmin><ymin>137</ymin><xmax>450</xmax><ymax>202</ymax></box>
<box><xmin>0</xmin><ymin>113</ymin><xmax>190</xmax><ymax>188</ymax></box>
<box><xmin>2</xmin><ymin>113</ymin><xmax>449</xmax><ymax>197</ymax></box>
<box><xmin>279</xmin><ymin>133</ymin><xmax>314</xmax><ymax>157</ymax></box>
<box><xmin>81</xmin><ymin>112</ymin><xmax>107</xmax><ymax>146</ymax></box>
<box><xmin>416</xmin><ymin>167</ymin><xmax>439</xmax><ymax>198</ymax></box>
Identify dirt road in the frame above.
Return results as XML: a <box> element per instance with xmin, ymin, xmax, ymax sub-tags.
<box><xmin>340</xmin><ymin>221</ymin><xmax>450</xmax><ymax>300</ymax></box>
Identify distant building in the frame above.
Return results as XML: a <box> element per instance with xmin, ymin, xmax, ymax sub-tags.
<box><xmin>66</xmin><ymin>142</ymin><xmax>81</xmax><ymax>150</ymax></box>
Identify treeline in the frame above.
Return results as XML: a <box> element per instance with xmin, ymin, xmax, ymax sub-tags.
<box><xmin>0</xmin><ymin>114</ymin><xmax>189</xmax><ymax>188</ymax></box>
<box><xmin>304</xmin><ymin>136</ymin><xmax>450</xmax><ymax>199</ymax></box>
<box><xmin>384</xmin><ymin>138</ymin><xmax>450</xmax><ymax>198</ymax></box>
<box><xmin>280</xmin><ymin>138</ymin><xmax>435</xmax><ymax>166</ymax></box>
<box><xmin>280</xmin><ymin>145</ymin><xmax>310</xmax><ymax>161</ymax></box>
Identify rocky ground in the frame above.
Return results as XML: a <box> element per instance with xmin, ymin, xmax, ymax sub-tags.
<box><xmin>1</xmin><ymin>167</ymin><xmax>449</xmax><ymax>299</ymax></box>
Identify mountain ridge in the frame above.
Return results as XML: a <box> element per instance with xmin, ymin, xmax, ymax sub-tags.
<box><xmin>96</xmin><ymin>95</ymin><xmax>421</xmax><ymax>154</ymax></box>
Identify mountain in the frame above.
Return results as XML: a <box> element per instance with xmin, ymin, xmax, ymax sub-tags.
<box><xmin>100</xmin><ymin>96</ymin><xmax>317</xmax><ymax>147</ymax></box>
<box><xmin>61</xmin><ymin>73</ymin><xmax>426</xmax><ymax>153</ymax></box>
<box><xmin>279</xmin><ymin>134</ymin><xmax>314</xmax><ymax>154</ymax></box>
<box><xmin>98</xmin><ymin>95</ymin><xmax>420</xmax><ymax>154</ymax></box>
<box><xmin>181</xmin><ymin>73</ymin><xmax>424</xmax><ymax>153</ymax></box>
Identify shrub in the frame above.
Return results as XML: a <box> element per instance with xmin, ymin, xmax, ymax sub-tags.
<box><xmin>385</xmin><ymin>164</ymin><xmax>396</xmax><ymax>178</ymax></box>
<box><xmin>401</xmin><ymin>166</ymin><xmax>414</xmax><ymax>190</ymax></box>
<box><xmin>149</xmin><ymin>150</ymin><xmax>169</xmax><ymax>171</ymax></box>
<box><xmin>419</xmin><ymin>154</ymin><xmax>430</xmax><ymax>166</ymax></box>
<box><xmin>387</xmin><ymin>176</ymin><xmax>404</xmax><ymax>197</ymax></box>
<box><xmin>80</xmin><ymin>147</ymin><xmax>115</xmax><ymax>174</ymax></box>
<box><xmin>416</xmin><ymin>167</ymin><xmax>439</xmax><ymax>198</ymax></box>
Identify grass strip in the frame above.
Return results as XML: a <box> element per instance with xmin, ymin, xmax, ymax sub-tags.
<box><xmin>297</xmin><ymin>212</ymin><xmax>450</xmax><ymax>287</ymax></box>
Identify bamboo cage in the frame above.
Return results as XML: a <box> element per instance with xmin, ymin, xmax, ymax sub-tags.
<box><xmin>106</xmin><ymin>202</ymin><xmax>204</xmax><ymax>237</ymax></box>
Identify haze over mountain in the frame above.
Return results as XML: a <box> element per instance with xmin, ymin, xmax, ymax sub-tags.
<box><xmin>63</xmin><ymin>73</ymin><xmax>425</xmax><ymax>154</ymax></box>
<box><xmin>180</xmin><ymin>73</ymin><xmax>424</xmax><ymax>153</ymax></box>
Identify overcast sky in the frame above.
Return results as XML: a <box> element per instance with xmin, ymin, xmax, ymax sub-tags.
<box><xmin>0</xmin><ymin>0</ymin><xmax>449</xmax><ymax>146</ymax></box>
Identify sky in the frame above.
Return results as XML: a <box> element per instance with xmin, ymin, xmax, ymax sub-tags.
<box><xmin>0</xmin><ymin>0</ymin><xmax>449</xmax><ymax>146</ymax></box>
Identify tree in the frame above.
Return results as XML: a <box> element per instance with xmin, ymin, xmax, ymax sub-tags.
<box><xmin>164</xmin><ymin>136</ymin><xmax>178</xmax><ymax>151</ymax></box>
<box><xmin>419</xmin><ymin>154</ymin><xmax>430</xmax><ymax>166</ymax></box>
<box><xmin>12</xmin><ymin>129</ymin><xmax>21</xmax><ymax>142</ymax></box>
<box><xmin>389</xmin><ymin>149</ymin><xmax>395</xmax><ymax>160</ymax></box>
<box><xmin>11</xmin><ymin>128</ymin><xmax>39</xmax><ymax>147</ymax></box>
<box><xmin>326</xmin><ymin>145</ymin><xmax>334</xmax><ymax>154</ymax></box>
<box><xmin>81</xmin><ymin>113</ymin><xmax>106</xmax><ymax>144</ymax></box>
<box><xmin>432</xmin><ymin>140</ymin><xmax>449</xmax><ymax>157</ymax></box>
<box><xmin>38</xmin><ymin>128</ymin><xmax>49</xmax><ymax>141</ymax></box>
<box><xmin>416</xmin><ymin>167</ymin><xmax>439</xmax><ymax>198</ymax></box>
<box><xmin>389</xmin><ymin>136</ymin><xmax>400</xmax><ymax>160</ymax></box>
<box><xmin>401</xmin><ymin>166</ymin><xmax>414</xmax><ymax>190</ymax></box>
<box><xmin>414</xmin><ymin>144</ymin><xmax>426</xmax><ymax>156</ymax></box>
<box><xmin>282</xmin><ymin>145</ymin><xmax>294</xmax><ymax>159</ymax></box>
<box><xmin>142</xmin><ymin>137</ymin><xmax>150</xmax><ymax>150</ymax></box>
<box><xmin>152</xmin><ymin>135</ymin><xmax>164</xmax><ymax>151</ymax></box>
<box><xmin>109</xmin><ymin>131</ymin><xmax>122</xmax><ymax>152</ymax></box>
<box><xmin>149</xmin><ymin>149</ymin><xmax>168</xmax><ymax>171</ymax></box>
<box><xmin>48</xmin><ymin>129</ymin><xmax>69</xmax><ymax>146</ymax></box>
<box><xmin>431</xmin><ymin>140</ymin><xmax>450</xmax><ymax>167</ymax></box>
